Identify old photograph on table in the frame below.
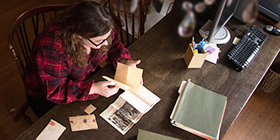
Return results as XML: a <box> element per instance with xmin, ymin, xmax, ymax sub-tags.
<box><xmin>115</xmin><ymin>93</ymin><xmax>146</xmax><ymax>122</ymax></box>
<box><xmin>100</xmin><ymin>88</ymin><xmax>160</xmax><ymax>135</ymax></box>
<box><xmin>101</xmin><ymin>104</ymin><xmax>135</xmax><ymax>135</ymax></box>
<box><xmin>117</xmin><ymin>101</ymin><xmax>143</xmax><ymax>122</ymax></box>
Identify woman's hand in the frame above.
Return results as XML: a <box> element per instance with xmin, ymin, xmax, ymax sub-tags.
<box><xmin>122</xmin><ymin>59</ymin><xmax>143</xmax><ymax>85</ymax></box>
<box><xmin>124</xmin><ymin>59</ymin><xmax>141</xmax><ymax>68</ymax></box>
<box><xmin>89</xmin><ymin>81</ymin><xmax>119</xmax><ymax>98</ymax></box>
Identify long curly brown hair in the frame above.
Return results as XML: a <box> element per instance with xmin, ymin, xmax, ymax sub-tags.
<box><xmin>54</xmin><ymin>1</ymin><xmax>113</xmax><ymax>67</ymax></box>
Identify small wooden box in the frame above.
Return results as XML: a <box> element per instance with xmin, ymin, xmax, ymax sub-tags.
<box><xmin>184</xmin><ymin>44</ymin><xmax>207</xmax><ymax>68</ymax></box>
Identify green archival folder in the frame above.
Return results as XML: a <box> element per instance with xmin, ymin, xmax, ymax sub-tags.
<box><xmin>170</xmin><ymin>80</ymin><xmax>227</xmax><ymax>140</ymax></box>
<box><xmin>137</xmin><ymin>129</ymin><xmax>181</xmax><ymax>140</ymax></box>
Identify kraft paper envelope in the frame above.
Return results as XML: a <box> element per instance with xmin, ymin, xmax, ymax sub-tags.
<box><xmin>102</xmin><ymin>76</ymin><xmax>137</xmax><ymax>95</ymax></box>
<box><xmin>69</xmin><ymin>114</ymin><xmax>98</xmax><ymax>131</ymax></box>
<box><xmin>84</xmin><ymin>104</ymin><xmax>96</xmax><ymax>115</ymax></box>
<box><xmin>114</xmin><ymin>62</ymin><xmax>143</xmax><ymax>93</ymax></box>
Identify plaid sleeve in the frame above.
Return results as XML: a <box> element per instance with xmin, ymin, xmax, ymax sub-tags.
<box><xmin>36</xmin><ymin>41</ymin><xmax>98</xmax><ymax>104</ymax></box>
<box><xmin>106</xmin><ymin>29</ymin><xmax>132</xmax><ymax>67</ymax></box>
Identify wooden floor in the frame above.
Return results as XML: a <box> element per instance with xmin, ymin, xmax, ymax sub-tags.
<box><xmin>222</xmin><ymin>87</ymin><xmax>280</xmax><ymax>140</ymax></box>
<box><xmin>0</xmin><ymin>0</ymin><xmax>279</xmax><ymax>140</ymax></box>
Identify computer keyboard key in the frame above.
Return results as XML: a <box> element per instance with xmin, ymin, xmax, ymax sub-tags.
<box><xmin>227</xmin><ymin>26</ymin><xmax>267</xmax><ymax>71</ymax></box>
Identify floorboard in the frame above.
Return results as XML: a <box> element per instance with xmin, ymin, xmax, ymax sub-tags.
<box><xmin>222</xmin><ymin>87</ymin><xmax>280</xmax><ymax>140</ymax></box>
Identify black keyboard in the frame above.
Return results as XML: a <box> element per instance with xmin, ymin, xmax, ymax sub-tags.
<box><xmin>227</xmin><ymin>25</ymin><xmax>268</xmax><ymax>71</ymax></box>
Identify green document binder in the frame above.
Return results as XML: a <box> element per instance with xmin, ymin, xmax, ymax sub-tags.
<box><xmin>137</xmin><ymin>129</ymin><xmax>181</xmax><ymax>140</ymax></box>
<box><xmin>170</xmin><ymin>80</ymin><xmax>227</xmax><ymax>140</ymax></box>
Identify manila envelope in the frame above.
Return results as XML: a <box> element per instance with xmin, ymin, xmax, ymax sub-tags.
<box><xmin>114</xmin><ymin>62</ymin><xmax>143</xmax><ymax>93</ymax></box>
<box><xmin>84</xmin><ymin>104</ymin><xmax>96</xmax><ymax>115</ymax></box>
<box><xmin>69</xmin><ymin>114</ymin><xmax>98</xmax><ymax>131</ymax></box>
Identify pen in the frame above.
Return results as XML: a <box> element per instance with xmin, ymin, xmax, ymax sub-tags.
<box><xmin>192</xmin><ymin>36</ymin><xmax>195</xmax><ymax>49</ymax></box>
<box><xmin>194</xmin><ymin>44</ymin><xmax>198</xmax><ymax>50</ymax></box>
<box><xmin>197</xmin><ymin>39</ymin><xmax>208</xmax><ymax>53</ymax></box>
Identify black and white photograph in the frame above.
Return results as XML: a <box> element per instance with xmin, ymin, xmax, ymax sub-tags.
<box><xmin>108</xmin><ymin>109</ymin><xmax>132</xmax><ymax>131</ymax></box>
<box><xmin>117</xmin><ymin>102</ymin><xmax>142</xmax><ymax>122</ymax></box>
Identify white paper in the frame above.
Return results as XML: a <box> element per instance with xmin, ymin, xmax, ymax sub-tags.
<box><xmin>36</xmin><ymin>119</ymin><xmax>66</xmax><ymax>140</ymax></box>
<box><xmin>121</xmin><ymin>90</ymin><xmax>151</xmax><ymax>114</ymax></box>
<box><xmin>101</xmin><ymin>75</ymin><xmax>161</xmax><ymax>135</ymax></box>
<box><xmin>135</xmin><ymin>85</ymin><xmax>161</xmax><ymax>107</ymax></box>
<box><xmin>205</xmin><ymin>43</ymin><xmax>220</xmax><ymax>64</ymax></box>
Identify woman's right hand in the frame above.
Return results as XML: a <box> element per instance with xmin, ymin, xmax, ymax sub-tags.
<box><xmin>89</xmin><ymin>81</ymin><xmax>119</xmax><ymax>98</ymax></box>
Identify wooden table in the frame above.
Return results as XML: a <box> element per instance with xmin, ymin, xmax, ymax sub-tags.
<box><xmin>15</xmin><ymin>7</ymin><xmax>280</xmax><ymax>140</ymax></box>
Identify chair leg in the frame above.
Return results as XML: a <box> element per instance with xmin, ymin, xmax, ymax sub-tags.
<box><xmin>100</xmin><ymin>0</ymin><xmax>109</xmax><ymax>7</ymax></box>
<box><xmin>22</xmin><ymin>113</ymin><xmax>33</xmax><ymax>125</ymax></box>
<box><xmin>14</xmin><ymin>101</ymin><xmax>33</xmax><ymax>124</ymax></box>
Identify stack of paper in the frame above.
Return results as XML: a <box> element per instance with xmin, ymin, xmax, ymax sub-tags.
<box><xmin>100</xmin><ymin>63</ymin><xmax>160</xmax><ymax>135</ymax></box>
<box><xmin>204</xmin><ymin>43</ymin><xmax>220</xmax><ymax>64</ymax></box>
<box><xmin>137</xmin><ymin>129</ymin><xmax>181</xmax><ymax>140</ymax></box>
<box><xmin>170</xmin><ymin>80</ymin><xmax>227</xmax><ymax>140</ymax></box>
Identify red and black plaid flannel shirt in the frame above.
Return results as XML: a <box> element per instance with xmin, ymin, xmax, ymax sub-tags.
<box><xmin>24</xmin><ymin>25</ymin><xmax>131</xmax><ymax>104</ymax></box>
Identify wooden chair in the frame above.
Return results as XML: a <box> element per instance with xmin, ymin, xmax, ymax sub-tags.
<box><xmin>8</xmin><ymin>4</ymin><xmax>75</xmax><ymax>124</ymax></box>
<box><xmin>108</xmin><ymin>0</ymin><xmax>151</xmax><ymax>47</ymax></box>
<box><xmin>100</xmin><ymin>0</ymin><xmax>110</xmax><ymax>7</ymax></box>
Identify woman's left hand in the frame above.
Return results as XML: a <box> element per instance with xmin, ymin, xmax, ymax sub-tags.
<box><xmin>124</xmin><ymin>59</ymin><xmax>141</xmax><ymax>68</ymax></box>
<box><xmin>121</xmin><ymin>59</ymin><xmax>143</xmax><ymax>85</ymax></box>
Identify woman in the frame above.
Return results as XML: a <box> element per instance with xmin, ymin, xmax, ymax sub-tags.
<box><xmin>24</xmin><ymin>1</ymin><xmax>141</xmax><ymax>118</ymax></box>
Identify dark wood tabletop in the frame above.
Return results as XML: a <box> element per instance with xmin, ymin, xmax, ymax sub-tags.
<box><xmin>15</xmin><ymin>6</ymin><xmax>280</xmax><ymax>140</ymax></box>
